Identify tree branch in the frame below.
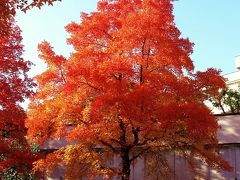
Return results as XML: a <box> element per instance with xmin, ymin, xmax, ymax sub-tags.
<box><xmin>118</xmin><ymin>114</ymin><xmax>126</xmax><ymax>145</ymax></box>
<box><xmin>93</xmin><ymin>27</ymin><xmax>113</xmax><ymax>39</ymax></box>
<box><xmin>99</xmin><ymin>139</ymin><xmax>117</xmax><ymax>153</ymax></box>
<box><xmin>130</xmin><ymin>147</ymin><xmax>150</xmax><ymax>162</ymax></box>
<box><xmin>79</xmin><ymin>80</ymin><xmax>101</xmax><ymax>91</ymax></box>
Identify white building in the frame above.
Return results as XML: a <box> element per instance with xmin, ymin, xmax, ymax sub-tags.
<box><xmin>224</xmin><ymin>55</ymin><xmax>240</xmax><ymax>89</ymax></box>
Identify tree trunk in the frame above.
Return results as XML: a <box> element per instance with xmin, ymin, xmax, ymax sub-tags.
<box><xmin>121</xmin><ymin>149</ymin><xmax>131</xmax><ymax>180</ymax></box>
<box><xmin>219</xmin><ymin>103</ymin><xmax>226</xmax><ymax>114</ymax></box>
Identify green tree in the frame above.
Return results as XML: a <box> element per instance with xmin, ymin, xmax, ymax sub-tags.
<box><xmin>211</xmin><ymin>89</ymin><xmax>240</xmax><ymax>114</ymax></box>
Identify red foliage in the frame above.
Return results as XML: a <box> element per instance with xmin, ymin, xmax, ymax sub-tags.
<box><xmin>27</xmin><ymin>0</ymin><xmax>231</xmax><ymax>179</ymax></box>
<box><xmin>0</xmin><ymin>19</ymin><xmax>37</xmax><ymax>174</ymax></box>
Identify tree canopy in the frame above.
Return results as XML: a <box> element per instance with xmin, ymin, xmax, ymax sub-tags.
<box><xmin>0</xmin><ymin>18</ymin><xmax>37</xmax><ymax>178</ymax></box>
<box><xmin>0</xmin><ymin>0</ymin><xmax>60</xmax><ymax>178</ymax></box>
<box><xmin>26</xmin><ymin>0</ymin><xmax>231</xmax><ymax>179</ymax></box>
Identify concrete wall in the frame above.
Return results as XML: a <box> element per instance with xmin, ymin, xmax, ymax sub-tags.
<box><xmin>224</xmin><ymin>71</ymin><xmax>240</xmax><ymax>90</ymax></box>
<box><xmin>43</xmin><ymin>145</ymin><xmax>240</xmax><ymax>180</ymax></box>
<box><xmin>41</xmin><ymin>115</ymin><xmax>240</xmax><ymax>180</ymax></box>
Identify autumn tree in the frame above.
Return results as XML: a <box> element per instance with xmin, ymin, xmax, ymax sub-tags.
<box><xmin>27</xmin><ymin>0</ymin><xmax>231</xmax><ymax>179</ymax></box>
<box><xmin>0</xmin><ymin>18</ymin><xmax>37</xmax><ymax>178</ymax></box>
<box><xmin>0</xmin><ymin>0</ymin><xmax>57</xmax><ymax>178</ymax></box>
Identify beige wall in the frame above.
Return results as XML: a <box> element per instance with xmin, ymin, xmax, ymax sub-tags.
<box><xmin>42</xmin><ymin>115</ymin><xmax>240</xmax><ymax>180</ymax></box>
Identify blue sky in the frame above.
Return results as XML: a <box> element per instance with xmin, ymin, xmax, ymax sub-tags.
<box><xmin>16</xmin><ymin>0</ymin><xmax>240</xmax><ymax>77</ymax></box>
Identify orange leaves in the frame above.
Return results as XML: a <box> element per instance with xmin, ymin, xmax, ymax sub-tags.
<box><xmin>194</xmin><ymin>68</ymin><xmax>226</xmax><ymax>101</ymax></box>
<box><xmin>33</xmin><ymin>145</ymin><xmax>115</xmax><ymax>179</ymax></box>
<box><xmin>38</xmin><ymin>41</ymin><xmax>67</xmax><ymax>69</ymax></box>
<box><xmin>27</xmin><ymin>0</ymin><xmax>229</xmax><ymax>178</ymax></box>
<box><xmin>35</xmin><ymin>41</ymin><xmax>67</xmax><ymax>101</ymax></box>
